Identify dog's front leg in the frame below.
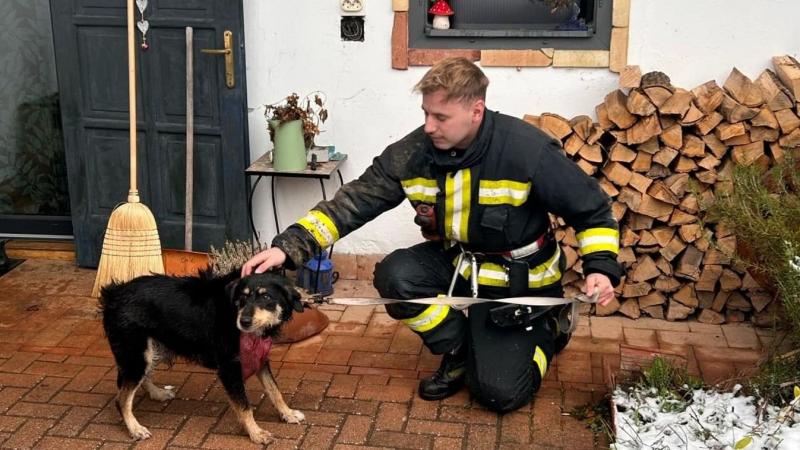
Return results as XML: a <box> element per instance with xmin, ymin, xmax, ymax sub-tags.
<box><xmin>217</xmin><ymin>361</ymin><xmax>273</xmax><ymax>445</ymax></box>
<box><xmin>258</xmin><ymin>362</ymin><xmax>305</xmax><ymax>424</ymax></box>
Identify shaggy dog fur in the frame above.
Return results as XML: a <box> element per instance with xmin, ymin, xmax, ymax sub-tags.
<box><xmin>100</xmin><ymin>269</ymin><xmax>305</xmax><ymax>445</ymax></box>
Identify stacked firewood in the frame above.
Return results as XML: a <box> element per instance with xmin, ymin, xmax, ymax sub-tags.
<box><xmin>524</xmin><ymin>56</ymin><xmax>800</xmax><ymax>324</ymax></box>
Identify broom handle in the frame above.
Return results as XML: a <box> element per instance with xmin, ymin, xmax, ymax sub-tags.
<box><xmin>127</xmin><ymin>0</ymin><xmax>139</xmax><ymax>203</ymax></box>
<box><xmin>185</xmin><ymin>27</ymin><xmax>194</xmax><ymax>251</ymax></box>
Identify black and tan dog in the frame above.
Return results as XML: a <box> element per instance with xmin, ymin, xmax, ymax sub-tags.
<box><xmin>100</xmin><ymin>269</ymin><xmax>306</xmax><ymax>445</ymax></box>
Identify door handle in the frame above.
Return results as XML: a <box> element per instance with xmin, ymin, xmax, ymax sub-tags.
<box><xmin>201</xmin><ymin>30</ymin><xmax>234</xmax><ymax>88</ymax></box>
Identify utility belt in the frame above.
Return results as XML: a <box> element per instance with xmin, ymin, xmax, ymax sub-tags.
<box><xmin>455</xmin><ymin>233</ymin><xmax>567</xmax><ymax>330</ymax></box>
<box><xmin>460</xmin><ymin>232</ymin><xmax>555</xmax><ymax>296</ymax></box>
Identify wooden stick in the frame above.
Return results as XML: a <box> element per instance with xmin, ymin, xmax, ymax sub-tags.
<box><xmin>185</xmin><ymin>27</ymin><xmax>194</xmax><ymax>251</ymax></box>
<box><xmin>127</xmin><ymin>0</ymin><xmax>138</xmax><ymax>202</ymax></box>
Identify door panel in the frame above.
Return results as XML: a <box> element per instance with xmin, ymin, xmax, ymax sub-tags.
<box><xmin>52</xmin><ymin>0</ymin><xmax>250</xmax><ymax>267</ymax></box>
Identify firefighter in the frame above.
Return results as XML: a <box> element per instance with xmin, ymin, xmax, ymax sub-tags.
<box><xmin>242</xmin><ymin>57</ymin><xmax>622</xmax><ymax>413</ymax></box>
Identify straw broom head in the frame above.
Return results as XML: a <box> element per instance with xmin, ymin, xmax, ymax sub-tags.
<box><xmin>91</xmin><ymin>0</ymin><xmax>164</xmax><ymax>297</ymax></box>
<box><xmin>91</xmin><ymin>199</ymin><xmax>164</xmax><ymax>297</ymax></box>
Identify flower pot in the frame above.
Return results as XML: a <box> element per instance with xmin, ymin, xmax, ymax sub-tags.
<box><xmin>269</xmin><ymin>119</ymin><xmax>307</xmax><ymax>171</ymax></box>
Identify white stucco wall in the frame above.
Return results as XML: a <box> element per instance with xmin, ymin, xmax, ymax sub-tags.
<box><xmin>242</xmin><ymin>0</ymin><xmax>800</xmax><ymax>255</ymax></box>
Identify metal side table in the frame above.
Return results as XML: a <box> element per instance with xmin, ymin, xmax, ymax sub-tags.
<box><xmin>245</xmin><ymin>153</ymin><xmax>347</xmax><ymax>246</ymax></box>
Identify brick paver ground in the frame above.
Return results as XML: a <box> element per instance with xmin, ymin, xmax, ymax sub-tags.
<box><xmin>0</xmin><ymin>259</ymin><xmax>782</xmax><ymax>449</ymax></box>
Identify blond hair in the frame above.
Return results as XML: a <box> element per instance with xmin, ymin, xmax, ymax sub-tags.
<box><xmin>414</xmin><ymin>57</ymin><xmax>489</xmax><ymax>103</ymax></box>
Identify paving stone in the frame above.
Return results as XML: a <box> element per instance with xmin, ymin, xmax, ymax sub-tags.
<box><xmin>656</xmin><ymin>330</ymin><xmax>728</xmax><ymax>347</ymax></box>
<box><xmin>466</xmin><ymin>424</ymin><xmax>497</xmax><ymax>449</ymax></box>
<box><xmin>338</xmin><ymin>306</ymin><xmax>374</xmax><ymax>325</ymax></box>
<box><xmin>722</xmin><ymin>324</ymin><xmax>761</xmax><ymax>349</ymax></box>
<box><xmin>0</xmin><ymin>352</ymin><xmax>41</xmax><ymax>373</ymax></box>
<box><xmin>369</xmin><ymin>430</ymin><xmax>432</xmax><ymax>450</ymax></box>
<box><xmin>433</xmin><ymin>436</ymin><xmax>463</xmax><ymax>449</ymax></box>
<box><xmin>622</xmin><ymin>327</ymin><xmax>658</xmax><ymax>348</ymax></box>
<box><xmin>6</xmin><ymin>401</ymin><xmax>68</xmax><ymax>419</ymax></box>
<box><xmin>556</xmin><ymin>351</ymin><xmax>592</xmax><ymax>384</ymax></box>
<box><xmin>354</xmin><ymin>384</ymin><xmax>413</xmax><ymax>403</ymax></box>
<box><xmin>590</xmin><ymin>316</ymin><xmax>623</xmax><ymax>341</ymax></box>
<box><xmin>364</xmin><ymin>313</ymin><xmax>399</xmax><ymax>338</ymax></box>
<box><xmin>499</xmin><ymin>412</ymin><xmax>530</xmax><ymax>444</ymax></box>
<box><xmin>693</xmin><ymin>346</ymin><xmax>762</xmax><ymax>364</ymax></box>
<box><xmin>337</xmin><ymin>415</ymin><xmax>372</xmax><ymax>444</ymax></box>
<box><xmin>298</xmin><ymin>425</ymin><xmax>337</xmax><ymax>450</ymax></box>
<box><xmin>282</xmin><ymin>335</ymin><xmax>326</xmax><ymax>364</ymax></box>
<box><xmin>169</xmin><ymin>416</ymin><xmax>219</xmax><ymax>447</ymax></box>
<box><xmin>375</xmin><ymin>402</ymin><xmax>409</xmax><ymax>432</ymax></box>
<box><xmin>323</xmin><ymin>336</ymin><xmax>391</xmax><ymax>353</ymax></box>
<box><xmin>36</xmin><ymin>436</ymin><xmax>101</xmax><ymax>450</ymax></box>
<box><xmin>315</xmin><ymin>348</ymin><xmax>352</xmax><ymax>366</ymax></box>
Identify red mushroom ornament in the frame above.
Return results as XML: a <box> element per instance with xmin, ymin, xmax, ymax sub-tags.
<box><xmin>429</xmin><ymin>0</ymin><xmax>454</xmax><ymax>30</ymax></box>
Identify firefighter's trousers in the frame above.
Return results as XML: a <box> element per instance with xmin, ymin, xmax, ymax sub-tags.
<box><xmin>373</xmin><ymin>241</ymin><xmax>562</xmax><ymax>413</ymax></box>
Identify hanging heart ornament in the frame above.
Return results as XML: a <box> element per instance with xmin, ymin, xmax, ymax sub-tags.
<box><xmin>137</xmin><ymin>20</ymin><xmax>149</xmax><ymax>35</ymax></box>
<box><xmin>135</xmin><ymin>0</ymin><xmax>148</xmax><ymax>14</ymax></box>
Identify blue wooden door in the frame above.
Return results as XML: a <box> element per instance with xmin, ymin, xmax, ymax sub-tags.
<box><xmin>51</xmin><ymin>0</ymin><xmax>251</xmax><ymax>267</ymax></box>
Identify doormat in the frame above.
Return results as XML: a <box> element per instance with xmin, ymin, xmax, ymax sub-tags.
<box><xmin>0</xmin><ymin>259</ymin><xmax>24</xmax><ymax>278</ymax></box>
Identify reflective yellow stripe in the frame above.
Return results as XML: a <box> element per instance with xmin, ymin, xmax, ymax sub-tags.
<box><xmin>401</xmin><ymin>178</ymin><xmax>439</xmax><ymax>203</ymax></box>
<box><xmin>454</xmin><ymin>247</ymin><xmax>562</xmax><ymax>289</ymax></box>
<box><xmin>401</xmin><ymin>304</ymin><xmax>450</xmax><ymax>333</ymax></box>
<box><xmin>444</xmin><ymin>169</ymin><xmax>471</xmax><ymax>242</ymax></box>
<box><xmin>478</xmin><ymin>179</ymin><xmax>531</xmax><ymax>206</ymax></box>
<box><xmin>533</xmin><ymin>346</ymin><xmax>548</xmax><ymax>377</ymax></box>
<box><xmin>576</xmin><ymin>227</ymin><xmax>620</xmax><ymax>256</ymax></box>
<box><xmin>528</xmin><ymin>246</ymin><xmax>562</xmax><ymax>288</ymax></box>
<box><xmin>458</xmin><ymin>261</ymin><xmax>508</xmax><ymax>287</ymax></box>
<box><xmin>297</xmin><ymin>210</ymin><xmax>340</xmax><ymax>248</ymax></box>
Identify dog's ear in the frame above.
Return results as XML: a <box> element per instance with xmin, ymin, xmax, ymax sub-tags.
<box><xmin>289</xmin><ymin>287</ymin><xmax>305</xmax><ymax>313</ymax></box>
<box><xmin>274</xmin><ymin>281</ymin><xmax>305</xmax><ymax>313</ymax></box>
<box><xmin>225</xmin><ymin>279</ymin><xmax>240</xmax><ymax>303</ymax></box>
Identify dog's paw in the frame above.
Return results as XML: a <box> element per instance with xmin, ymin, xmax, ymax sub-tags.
<box><xmin>148</xmin><ymin>386</ymin><xmax>176</xmax><ymax>402</ymax></box>
<box><xmin>281</xmin><ymin>409</ymin><xmax>305</xmax><ymax>424</ymax></box>
<box><xmin>129</xmin><ymin>424</ymin><xmax>152</xmax><ymax>440</ymax></box>
<box><xmin>248</xmin><ymin>428</ymin><xmax>274</xmax><ymax>445</ymax></box>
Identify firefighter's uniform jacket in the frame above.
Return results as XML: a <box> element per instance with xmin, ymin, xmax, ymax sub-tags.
<box><xmin>273</xmin><ymin>109</ymin><xmax>622</xmax><ymax>288</ymax></box>
<box><xmin>273</xmin><ymin>110</ymin><xmax>622</xmax><ymax>411</ymax></box>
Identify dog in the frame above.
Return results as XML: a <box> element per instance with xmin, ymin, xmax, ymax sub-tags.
<box><xmin>99</xmin><ymin>269</ymin><xmax>306</xmax><ymax>445</ymax></box>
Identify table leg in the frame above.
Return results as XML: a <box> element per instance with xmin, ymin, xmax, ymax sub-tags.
<box><xmin>271</xmin><ymin>177</ymin><xmax>279</xmax><ymax>234</ymax></box>
<box><xmin>248</xmin><ymin>175</ymin><xmax>264</xmax><ymax>247</ymax></box>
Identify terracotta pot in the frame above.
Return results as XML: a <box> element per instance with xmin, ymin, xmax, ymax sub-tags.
<box><xmin>274</xmin><ymin>307</ymin><xmax>329</xmax><ymax>343</ymax></box>
<box><xmin>162</xmin><ymin>249</ymin><xmax>210</xmax><ymax>276</ymax></box>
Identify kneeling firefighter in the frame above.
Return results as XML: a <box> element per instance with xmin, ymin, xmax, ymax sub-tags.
<box><xmin>242</xmin><ymin>57</ymin><xmax>623</xmax><ymax>413</ymax></box>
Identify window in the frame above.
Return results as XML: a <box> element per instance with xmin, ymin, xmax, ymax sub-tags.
<box><xmin>392</xmin><ymin>0</ymin><xmax>629</xmax><ymax>70</ymax></box>
<box><xmin>411</xmin><ymin>0</ymin><xmax>611</xmax><ymax>50</ymax></box>
<box><xmin>426</xmin><ymin>0</ymin><xmax>598</xmax><ymax>39</ymax></box>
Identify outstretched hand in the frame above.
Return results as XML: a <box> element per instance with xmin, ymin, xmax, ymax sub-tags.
<box><xmin>583</xmin><ymin>273</ymin><xmax>615</xmax><ymax>306</ymax></box>
<box><xmin>241</xmin><ymin>248</ymin><xmax>287</xmax><ymax>277</ymax></box>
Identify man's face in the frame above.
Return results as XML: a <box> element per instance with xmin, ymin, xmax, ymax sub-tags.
<box><xmin>422</xmin><ymin>89</ymin><xmax>484</xmax><ymax>150</ymax></box>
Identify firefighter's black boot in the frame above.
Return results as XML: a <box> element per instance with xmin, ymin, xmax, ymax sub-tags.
<box><xmin>419</xmin><ymin>344</ymin><xmax>466</xmax><ymax>400</ymax></box>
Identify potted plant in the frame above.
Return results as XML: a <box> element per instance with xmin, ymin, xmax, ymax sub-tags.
<box><xmin>265</xmin><ymin>92</ymin><xmax>328</xmax><ymax>171</ymax></box>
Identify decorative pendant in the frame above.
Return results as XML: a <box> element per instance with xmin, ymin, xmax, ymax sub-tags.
<box><xmin>136</xmin><ymin>0</ymin><xmax>150</xmax><ymax>51</ymax></box>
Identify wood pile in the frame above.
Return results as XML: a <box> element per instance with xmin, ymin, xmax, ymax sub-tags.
<box><xmin>524</xmin><ymin>56</ymin><xmax>800</xmax><ymax>325</ymax></box>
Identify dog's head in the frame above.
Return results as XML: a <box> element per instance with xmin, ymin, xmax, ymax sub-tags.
<box><xmin>227</xmin><ymin>273</ymin><xmax>304</xmax><ymax>335</ymax></box>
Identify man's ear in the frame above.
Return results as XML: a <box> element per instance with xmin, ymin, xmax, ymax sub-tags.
<box><xmin>471</xmin><ymin>98</ymin><xmax>485</xmax><ymax>123</ymax></box>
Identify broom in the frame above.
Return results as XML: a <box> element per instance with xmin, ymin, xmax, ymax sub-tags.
<box><xmin>91</xmin><ymin>0</ymin><xmax>164</xmax><ymax>297</ymax></box>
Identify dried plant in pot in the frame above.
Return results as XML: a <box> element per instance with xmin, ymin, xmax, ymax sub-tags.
<box><xmin>264</xmin><ymin>92</ymin><xmax>328</xmax><ymax>171</ymax></box>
